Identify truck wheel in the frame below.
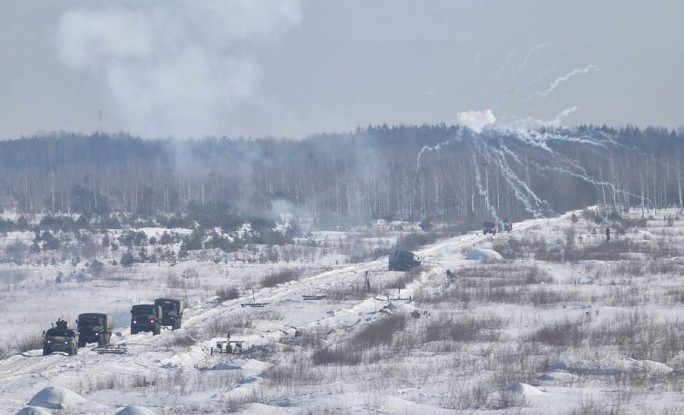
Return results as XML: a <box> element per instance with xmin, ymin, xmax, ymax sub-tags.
<box><xmin>131</xmin><ymin>327</ymin><xmax>138</xmax><ymax>335</ymax></box>
<box><xmin>174</xmin><ymin>319</ymin><xmax>182</xmax><ymax>330</ymax></box>
<box><xmin>153</xmin><ymin>325</ymin><xmax>161</xmax><ymax>336</ymax></box>
<box><xmin>67</xmin><ymin>347</ymin><xmax>74</xmax><ymax>356</ymax></box>
<box><xmin>72</xmin><ymin>346</ymin><xmax>78</xmax><ymax>356</ymax></box>
<box><xmin>43</xmin><ymin>348</ymin><xmax>51</xmax><ymax>356</ymax></box>
<box><xmin>78</xmin><ymin>338</ymin><xmax>86</xmax><ymax>348</ymax></box>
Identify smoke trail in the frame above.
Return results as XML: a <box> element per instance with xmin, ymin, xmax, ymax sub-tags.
<box><xmin>55</xmin><ymin>0</ymin><xmax>302</xmax><ymax>138</ymax></box>
<box><xmin>490</xmin><ymin>147</ymin><xmax>549</xmax><ymax>217</ymax></box>
<box><xmin>529</xmin><ymin>65</ymin><xmax>600</xmax><ymax>99</ymax></box>
<box><xmin>416</xmin><ymin>110</ymin><xmax>495</xmax><ymax>171</ymax></box>
<box><xmin>512</xmin><ymin>42</ymin><xmax>551</xmax><ymax>82</ymax></box>
<box><xmin>472</xmin><ymin>150</ymin><xmax>501</xmax><ymax>222</ymax></box>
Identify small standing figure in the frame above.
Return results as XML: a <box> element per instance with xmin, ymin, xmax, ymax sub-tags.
<box><xmin>365</xmin><ymin>270</ymin><xmax>371</xmax><ymax>292</ymax></box>
<box><xmin>446</xmin><ymin>269</ymin><xmax>455</xmax><ymax>282</ymax></box>
<box><xmin>605</xmin><ymin>227</ymin><xmax>611</xmax><ymax>242</ymax></box>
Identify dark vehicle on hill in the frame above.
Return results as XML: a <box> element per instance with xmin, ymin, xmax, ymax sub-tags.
<box><xmin>388</xmin><ymin>248</ymin><xmax>421</xmax><ymax>271</ymax></box>
<box><xmin>154</xmin><ymin>298</ymin><xmax>185</xmax><ymax>330</ymax></box>
<box><xmin>43</xmin><ymin>319</ymin><xmax>78</xmax><ymax>356</ymax></box>
<box><xmin>483</xmin><ymin>221</ymin><xmax>497</xmax><ymax>235</ymax></box>
<box><xmin>130</xmin><ymin>304</ymin><xmax>162</xmax><ymax>335</ymax></box>
<box><xmin>502</xmin><ymin>219</ymin><xmax>512</xmax><ymax>233</ymax></box>
<box><xmin>77</xmin><ymin>313</ymin><xmax>113</xmax><ymax>347</ymax></box>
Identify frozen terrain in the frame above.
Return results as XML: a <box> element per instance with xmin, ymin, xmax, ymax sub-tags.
<box><xmin>2</xmin><ymin>207</ymin><xmax>684</xmax><ymax>414</ymax></box>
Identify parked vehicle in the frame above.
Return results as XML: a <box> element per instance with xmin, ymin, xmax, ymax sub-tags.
<box><xmin>154</xmin><ymin>298</ymin><xmax>185</xmax><ymax>330</ymax></box>
<box><xmin>43</xmin><ymin>319</ymin><xmax>78</xmax><ymax>356</ymax></box>
<box><xmin>130</xmin><ymin>304</ymin><xmax>162</xmax><ymax>335</ymax></box>
<box><xmin>77</xmin><ymin>313</ymin><xmax>113</xmax><ymax>347</ymax></box>
<box><xmin>483</xmin><ymin>221</ymin><xmax>497</xmax><ymax>235</ymax></box>
<box><xmin>388</xmin><ymin>248</ymin><xmax>421</xmax><ymax>271</ymax></box>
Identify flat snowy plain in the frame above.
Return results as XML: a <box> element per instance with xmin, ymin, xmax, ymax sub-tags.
<box><xmin>2</xmin><ymin>208</ymin><xmax>684</xmax><ymax>414</ymax></box>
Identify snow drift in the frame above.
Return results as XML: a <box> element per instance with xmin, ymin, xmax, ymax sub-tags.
<box><xmin>27</xmin><ymin>386</ymin><xmax>87</xmax><ymax>410</ymax></box>
<box><xmin>115</xmin><ymin>406</ymin><xmax>160</xmax><ymax>415</ymax></box>
<box><xmin>14</xmin><ymin>407</ymin><xmax>52</xmax><ymax>415</ymax></box>
<box><xmin>465</xmin><ymin>248</ymin><xmax>503</xmax><ymax>261</ymax></box>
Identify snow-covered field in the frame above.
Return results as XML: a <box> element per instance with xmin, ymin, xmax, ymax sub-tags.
<box><xmin>3</xmin><ymin>208</ymin><xmax>684</xmax><ymax>414</ymax></box>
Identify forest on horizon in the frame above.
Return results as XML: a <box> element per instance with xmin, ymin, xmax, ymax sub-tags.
<box><xmin>0</xmin><ymin>124</ymin><xmax>682</xmax><ymax>229</ymax></box>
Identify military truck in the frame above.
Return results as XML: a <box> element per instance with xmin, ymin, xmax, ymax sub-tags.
<box><xmin>154</xmin><ymin>298</ymin><xmax>185</xmax><ymax>330</ymax></box>
<box><xmin>77</xmin><ymin>313</ymin><xmax>113</xmax><ymax>347</ymax></box>
<box><xmin>388</xmin><ymin>248</ymin><xmax>421</xmax><ymax>271</ymax></box>
<box><xmin>130</xmin><ymin>304</ymin><xmax>162</xmax><ymax>335</ymax></box>
<box><xmin>43</xmin><ymin>319</ymin><xmax>79</xmax><ymax>356</ymax></box>
<box><xmin>483</xmin><ymin>221</ymin><xmax>497</xmax><ymax>235</ymax></box>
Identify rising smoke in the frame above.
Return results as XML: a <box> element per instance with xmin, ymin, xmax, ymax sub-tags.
<box><xmin>55</xmin><ymin>0</ymin><xmax>302</xmax><ymax>138</ymax></box>
<box><xmin>415</xmin><ymin>106</ymin><xmax>648</xmax><ymax>220</ymax></box>
<box><xmin>530</xmin><ymin>64</ymin><xmax>601</xmax><ymax>99</ymax></box>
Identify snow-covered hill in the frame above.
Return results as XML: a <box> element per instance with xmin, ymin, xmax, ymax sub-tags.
<box><xmin>3</xmin><ymin>207</ymin><xmax>684</xmax><ymax>414</ymax></box>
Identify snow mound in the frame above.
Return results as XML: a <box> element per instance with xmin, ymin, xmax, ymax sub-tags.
<box><xmin>506</xmin><ymin>383</ymin><xmax>543</xmax><ymax>396</ymax></box>
<box><xmin>27</xmin><ymin>386</ymin><xmax>87</xmax><ymax>410</ymax></box>
<box><xmin>14</xmin><ymin>407</ymin><xmax>52</xmax><ymax>415</ymax></box>
<box><xmin>115</xmin><ymin>406</ymin><xmax>159</xmax><ymax>415</ymax></box>
<box><xmin>466</xmin><ymin>248</ymin><xmax>503</xmax><ymax>261</ymax></box>
<box><xmin>623</xmin><ymin>358</ymin><xmax>673</xmax><ymax>375</ymax></box>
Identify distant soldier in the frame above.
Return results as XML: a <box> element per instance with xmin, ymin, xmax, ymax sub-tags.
<box><xmin>605</xmin><ymin>227</ymin><xmax>611</xmax><ymax>242</ymax></box>
<box><xmin>365</xmin><ymin>270</ymin><xmax>371</xmax><ymax>292</ymax></box>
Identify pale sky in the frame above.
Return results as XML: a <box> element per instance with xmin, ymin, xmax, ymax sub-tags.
<box><xmin>1</xmin><ymin>0</ymin><xmax>682</xmax><ymax>139</ymax></box>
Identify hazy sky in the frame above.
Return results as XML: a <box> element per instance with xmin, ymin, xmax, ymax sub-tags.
<box><xmin>1</xmin><ymin>0</ymin><xmax>682</xmax><ymax>139</ymax></box>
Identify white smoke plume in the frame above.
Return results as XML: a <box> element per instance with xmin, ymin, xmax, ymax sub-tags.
<box><xmin>55</xmin><ymin>0</ymin><xmax>302</xmax><ymax>138</ymax></box>
<box><xmin>513</xmin><ymin>42</ymin><xmax>551</xmax><ymax>81</ymax></box>
<box><xmin>455</xmin><ymin>109</ymin><xmax>496</xmax><ymax>133</ymax></box>
<box><xmin>530</xmin><ymin>64</ymin><xmax>600</xmax><ymax>99</ymax></box>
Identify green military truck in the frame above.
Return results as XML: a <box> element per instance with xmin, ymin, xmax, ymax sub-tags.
<box><xmin>77</xmin><ymin>313</ymin><xmax>113</xmax><ymax>347</ymax></box>
<box><xmin>43</xmin><ymin>319</ymin><xmax>79</xmax><ymax>356</ymax></box>
<box><xmin>130</xmin><ymin>304</ymin><xmax>162</xmax><ymax>335</ymax></box>
<box><xmin>154</xmin><ymin>298</ymin><xmax>185</xmax><ymax>330</ymax></box>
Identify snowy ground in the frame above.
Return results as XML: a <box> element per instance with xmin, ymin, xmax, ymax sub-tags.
<box><xmin>3</xmin><ymin>208</ymin><xmax>684</xmax><ymax>414</ymax></box>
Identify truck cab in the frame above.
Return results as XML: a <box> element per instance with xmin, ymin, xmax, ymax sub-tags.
<box><xmin>77</xmin><ymin>313</ymin><xmax>113</xmax><ymax>347</ymax></box>
<box><xmin>154</xmin><ymin>298</ymin><xmax>185</xmax><ymax>330</ymax></box>
<box><xmin>388</xmin><ymin>248</ymin><xmax>421</xmax><ymax>271</ymax></box>
<box><xmin>483</xmin><ymin>221</ymin><xmax>497</xmax><ymax>235</ymax></box>
<box><xmin>130</xmin><ymin>304</ymin><xmax>162</xmax><ymax>335</ymax></box>
<box><xmin>43</xmin><ymin>319</ymin><xmax>78</xmax><ymax>356</ymax></box>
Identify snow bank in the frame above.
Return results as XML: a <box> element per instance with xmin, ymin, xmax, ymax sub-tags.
<box><xmin>506</xmin><ymin>383</ymin><xmax>543</xmax><ymax>396</ymax></box>
<box><xmin>623</xmin><ymin>358</ymin><xmax>673</xmax><ymax>375</ymax></box>
<box><xmin>115</xmin><ymin>406</ymin><xmax>160</xmax><ymax>415</ymax></box>
<box><xmin>466</xmin><ymin>248</ymin><xmax>503</xmax><ymax>261</ymax></box>
<box><xmin>27</xmin><ymin>386</ymin><xmax>87</xmax><ymax>410</ymax></box>
<box><xmin>14</xmin><ymin>407</ymin><xmax>52</xmax><ymax>415</ymax></box>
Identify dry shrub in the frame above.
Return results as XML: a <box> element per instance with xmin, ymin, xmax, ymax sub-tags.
<box><xmin>205</xmin><ymin>310</ymin><xmax>283</xmax><ymax>337</ymax></box>
<box><xmin>216</xmin><ymin>286</ymin><xmax>240</xmax><ymax>302</ymax></box>
<box><xmin>384</xmin><ymin>266</ymin><xmax>422</xmax><ymax>290</ymax></box>
<box><xmin>261</xmin><ymin>269</ymin><xmax>299</xmax><ymax>288</ymax></box>
<box><xmin>326</xmin><ymin>283</ymin><xmax>376</xmax><ymax>300</ymax></box>
<box><xmin>424</xmin><ymin>313</ymin><xmax>506</xmax><ymax>343</ymax></box>
<box><xmin>15</xmin><ymin>333</ymin><xmax>43</xmax><ymax>354</ymax></box>
<box><xmin>530</xmin><ymin>318</ymin><xmax>584</xmax><ymax>347</ymax></box>
<box><xmin>312</xmin><ymin>345</ymin><xmax>362</xmax><ymax>366</ymax></box>
<box><xmin>162</xmin><ymin>333</ymin><xmax>197</xmax><ymax>349</ymax></box>
<box><xmin>353</xmin><ymin>314</ymin><xmax>407</xmax><ymax>347</ymax></box>
<box><xmin>263</xmin><ymin>361</ymin><xmax>325</xmax><ymax>387</ymax></box>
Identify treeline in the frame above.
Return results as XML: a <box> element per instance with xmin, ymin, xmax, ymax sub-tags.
<box><xmin>0</xmin><ymin>125</ymin><xmax>681</xmax><ymax>227</ymax></box>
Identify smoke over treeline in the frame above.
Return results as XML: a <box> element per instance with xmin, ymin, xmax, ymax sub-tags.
<box><xmin>0</xmin><ymin>124</ymin><xmax>681</xmax><ymax>228</ymax></box>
